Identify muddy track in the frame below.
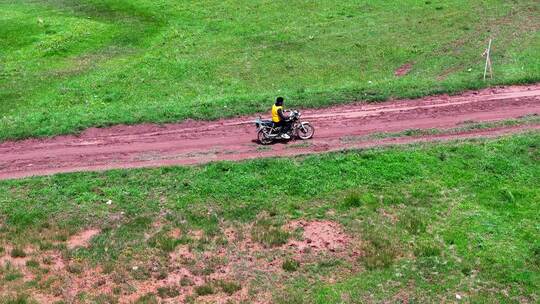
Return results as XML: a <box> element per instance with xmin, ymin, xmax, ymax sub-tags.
<box><xmin>1</xmin><ymin>84</ymin><xmax>540</xmax><ymax>180</ymax></box>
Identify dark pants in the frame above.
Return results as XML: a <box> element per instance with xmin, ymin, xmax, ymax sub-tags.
<box><xmin>274</xmin><ymin>120</ymin><xmax>291</xmax><ymax>134</ymax></box>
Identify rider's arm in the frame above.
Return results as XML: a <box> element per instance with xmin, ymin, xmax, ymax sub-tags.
<box><xmin>277</xmin><ymin>108</ymin><xmax>288</xmax><ymax>121</ymax></box>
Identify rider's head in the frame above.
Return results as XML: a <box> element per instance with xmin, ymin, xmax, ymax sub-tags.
<box><xmin>275</xmin><ymin>97</ymin><xmax>284</xmax><ymax>106</ymax></box>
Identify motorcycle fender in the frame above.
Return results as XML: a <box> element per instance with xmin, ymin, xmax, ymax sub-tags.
<box><xmin>301</xmin><ymin>122</ymin><xmax>310</xmax><ymax>126</ymax></box>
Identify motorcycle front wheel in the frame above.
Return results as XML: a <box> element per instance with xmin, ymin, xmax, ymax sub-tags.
<box><xmin>258</xmin><ymin>129</ymin><xmax>273</xmax><ymax>145</ymax></box>
<box><xmin>297</xmin><ymin>123</ymin><xmax>314</xmax><ymax>140</ymax></box>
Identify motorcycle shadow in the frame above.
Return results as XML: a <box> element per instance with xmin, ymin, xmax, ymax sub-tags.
<box><xmin>251</xmin><ymin>139</ymin><xmax>294</xmax><ymax>146</ymax></box>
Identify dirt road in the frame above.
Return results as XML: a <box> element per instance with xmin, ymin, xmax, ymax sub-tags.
<box><xmin>1</xmin><ymin>84</ymin><xmax>539</xmax><ymax>180</ymax></box>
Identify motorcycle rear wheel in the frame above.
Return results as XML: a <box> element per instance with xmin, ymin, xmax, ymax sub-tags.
<box><xmin>258</xmin><ymin>129</ymin><xmax>273</xmax><ymax>145</ymax></box>
<box><xmin>297</xmin><ymin>123</ymin><xmax>314</xmax><ymax>140</ymax></box>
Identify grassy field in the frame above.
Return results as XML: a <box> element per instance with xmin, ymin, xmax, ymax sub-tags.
<box><xmin>0</xmin><ymin>133</ymin><xmax>538</xmax><ymax>303</ymax></box>
<box><xmin>1</xmin><ymin>0</ymin><xmax>539</xmax><ymax>140</ymax></box>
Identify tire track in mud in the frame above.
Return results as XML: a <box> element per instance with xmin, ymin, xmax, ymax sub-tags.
<box><xmin>1</xmin><ymin>84</ymin><xmax>539</xmax><ymax>180</ymax></box>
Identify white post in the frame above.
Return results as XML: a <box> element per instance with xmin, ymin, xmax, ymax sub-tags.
<box><xmin>483</xmin><ymin>39</ymin><xmax>492</xmax><ymax>81</ymax></box>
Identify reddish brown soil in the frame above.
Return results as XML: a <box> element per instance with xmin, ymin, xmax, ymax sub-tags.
<box><xmin>395</xmin><ymin>62</ymin><xmax>413</xmax><ymax>76</ymax></box>
<box><xmin>67</xmin><ymin>229</ymin><xmax>101</xmax><ymax>249</ymax></box>
<box><xmin>1</xmin><ymin>84</ymin><xmax>539</xmax><ymax>180</ymax></box>
<box><xmin>286</xmin><ymin>220</ymin><xmax>352</xmax><ymax>254</ymax></box>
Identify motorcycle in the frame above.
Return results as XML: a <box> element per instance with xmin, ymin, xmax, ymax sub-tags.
<box><xmin>254</xmin><ymin>110</ymin><xmax>315</xmax><ymax>145</ymax></box>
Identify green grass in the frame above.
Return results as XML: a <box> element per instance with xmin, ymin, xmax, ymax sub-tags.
<box><xmin>282</xmin><ymin>258</ymin><xmax>300</xmax><ymax>272</ymax></box>
<box><xmin>156</xmin><ymin>286</ymin><xmax>180</xmax><ymax>299</ymax></box>
<box><xmin>134</xmin><ymin>293</ymin><xmax>158</xmax><ymax>304</ymax></box>
<box><xmin>1</xmin><ymin>0</ymin><xmax>539</xmax><ymax>140</ymax></box>
<box><xmin>216</xmin><ymin>280</ymin><xmax>241</xmax><ymax>295</ymax></box>
<box><xmin>0</xmin><ymin>133</ymin><xmax>539</xmax><ymax>302</ymax></box>
<box><xmin>10</xmin><ymin>247</ymin><xmax>26</xmax><ymax>258</ymax></box>
<box><xmin>250</xmin><ymin>217</ymin><xmax>290</xmax><ymax>247</ymax></box>
<box><xmin>0</xmin><ymin>294</ymin><xmax>32</xmax><ymax>304</ymax></box>
<box><xmin>194</xmin><ymin>284</ymin><xmax>214</xmax><ymax>296</ymax></box>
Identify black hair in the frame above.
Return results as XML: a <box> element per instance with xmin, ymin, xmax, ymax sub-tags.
<box><xmin>275</xmin><ymin>96</ymin><xmax>284</xmax><ymax>105</ymax></box>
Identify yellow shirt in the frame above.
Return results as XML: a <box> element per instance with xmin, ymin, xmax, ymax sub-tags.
<box><xmin>272</xmin><ymin>105</ymin><xmax>283</xmax><ymax>123</ymax></box>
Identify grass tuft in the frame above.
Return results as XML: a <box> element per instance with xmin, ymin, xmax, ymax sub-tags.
<box><xmin>414</xmin><ymin>240</ymin><xmax>442</xmax><ymax>258</ymax></box>
<box><xmin>2</xmin><ymin>294</ymin><xmax>31</xmax><ymax>304</ymax></box>
<box><xmin>25</xmin><ymin>259</ymin><xmax>40</xmax><ymax>268</ymax></box>
<box><xmin>343</xmin><ymin>191</ymin><xmax>363</xmax><ymax>208</ymax></box>
<box><xmin>4</xmin><ymin>271</ymin><xmax>23</xmax><ymax>281</ymax></box>
<box><xmin>363</xmin><ymin>229</ymin><xmax>400</xmax><ymax>270</ymax></box>
<box><xmin>217</xmin><ymin>280</ymin><xmax>242</xmax><ymax>295</ymax></box>
<box><xmin>195</xmin><ymin>284</ymin><xmax>214</xmax><ymax>296</ymax></box>
<box><xmin>282</xmin><ymin>258</ymin><xmax>300</xmax><ymax>272</ymax></box>
<box><xmin>134</xmin><ymin>293</ymin><xmax>158</xmax><ymax>304</ymax></box>
<box><xmin>399</xmin><ymin>211</ymin><xmax>427</xmax><ymax>235</ymax></box>
<box><xmin>156</xmin><ymin>286</ymin><xmax>180</xmax><ymax>298</ymax></box>
<box><xmin>10</xmin><ymin>247</ymin><xmax>26</xmax><ymax>258</ymax></box>
<box><xmin>179</xmin><ymin>276</ymin><xmax>193</xmax><ymax>286</ymax></box>
<box><xmin>251</xmin><ymin>218</ymin><xmax>290</xmax><ymax>247</ymax></box>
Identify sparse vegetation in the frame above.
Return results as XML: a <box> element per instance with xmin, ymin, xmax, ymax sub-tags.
<box><xmin>217</xmin><ymin>280</ymin><xmax>242</xmax><ymax>295</ymax></box>
<box><xmin>286</xmin><ymin>141</ymin><xmax>312</xmax><ymax>149</ymax></box>
<box><xmin>25</xmin><ymin>259</ymin><xmax>40</xmax><ymax>268</ymax></box>
<box><xmin>414</xmin><ymin>239</ymin><xmax>442</xmax><ymax>258</ymax></box>
<box><xmin>179</xmin><ymin>276</ymin><xmax>193</xmax><ymax>287</ymax></box>
<box><xmin>362</xmin><ymin>229</ymin><xmax>400</xmax><ymax>270</ymax></box>
<box><xmin>342</xmin><ymin>191</ymin><xmax>363</xmax><ymax>208</ymax></box>
<box><xmin>93</xmin><ymin>294</ymin><xmax>118</xmax><ymax>304</ymax></box>
<box><xmin>134</xmin><ymin>293</ymin><xmax>158</xmax><ymax>304</ymax></box>
<box><xmin>147</xmin><ymin>234</ymin><xmax>183</xmax><ymax>252</ymax></box>
<box><xmin>195</xmin><ymin>284</ymin><xmax>214</xmax><ymax>296</ymax></box>
<box><xmin>274</xmin><ymin>289</ymin><xmax>305</xmax><ymax>304</ymax></box>
<box><xmin>4</xmin><ymin>271</ymin><xmax>23</xmax><ymax>282</ymax></box>
<box><xmin>399</xmin><ymin>210</ymin><xmax>427</xmax><ymax>235</ymax></box>
<box><xmin>130</xmin><ymin>266</ymin><xmax>151</xmax><ymax>281</ymax></box>
<box><xmin>282</xmin><ymin>258</ymin><xmax>300</xmax><ymax>272</ymax></box>
<box><xmin>1</xmin><ymin>294</ymin><xmax>31</xmax><ymax>304</ymax></box>
<box><xmin>10</xmin><ymin>247</ymin><xmax>26</xmax><ymax>258</ymax></box>
<box><xmin>67</xmin><ymin>263</ymin><xmax>84</xmax><ymax>274</ymax></box>
<box><xmin>156</xmin><ymin>286</ymin><xmax>180</xmax><ymax>298</ymax></box>
<box><xmin>251</xmin><ymin>218</ymin><xmax>290</xmax><ymax>247</ymax></box>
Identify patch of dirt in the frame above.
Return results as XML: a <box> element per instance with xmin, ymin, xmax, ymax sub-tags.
<box><xmin>0</xmin><ymin>245</ymin><xmax>33</xmax><ymax>267</ymax></box>
<box><xmin>168</xmin><ymin>228</ymin><xmax>182</xmax><ymax>239</ymax></box>
<box><xmin>394</xmin><ymin>62</ymin><xmax>413</xmax><ymax>76</ymax></box>
<box><xmin>67</xmin><ymin>228</ymin><xmax>101</xmax><ymax>249</ymax></box>
<box><xmin>189</xmin><ymin>229</ymin><xmax>204</xmax><ymax>240</ymax></box>
<box><xmin>285</xmin><ymin>220</ymin><xmax>352</xmax><ymax>254</ymax></box>
<box><xmin>169</xmin><ymin>245</ymin><xmax>194</xmax><ymax>261</ymax></box>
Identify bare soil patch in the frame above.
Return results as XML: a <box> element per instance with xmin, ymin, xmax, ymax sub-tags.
<box><xmin>285</xmin><ymin>220</ymin><xmax>353</xmax><ymax>254</ymax></box>
<box><xmin>395</xmin><ymin>62</ymin><xmax>413</xmax><ymax>76</ymax></box>
<box><xmin>67</xmin><ymin>228</ymin><xmax>101</xmax><ymax>249</ymax></box>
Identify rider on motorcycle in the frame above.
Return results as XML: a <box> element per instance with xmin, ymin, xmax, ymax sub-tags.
<box><xmin>272</xmin><ymin>97</ymin><xmax>291</xmax><ymax>139</ymax></box>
